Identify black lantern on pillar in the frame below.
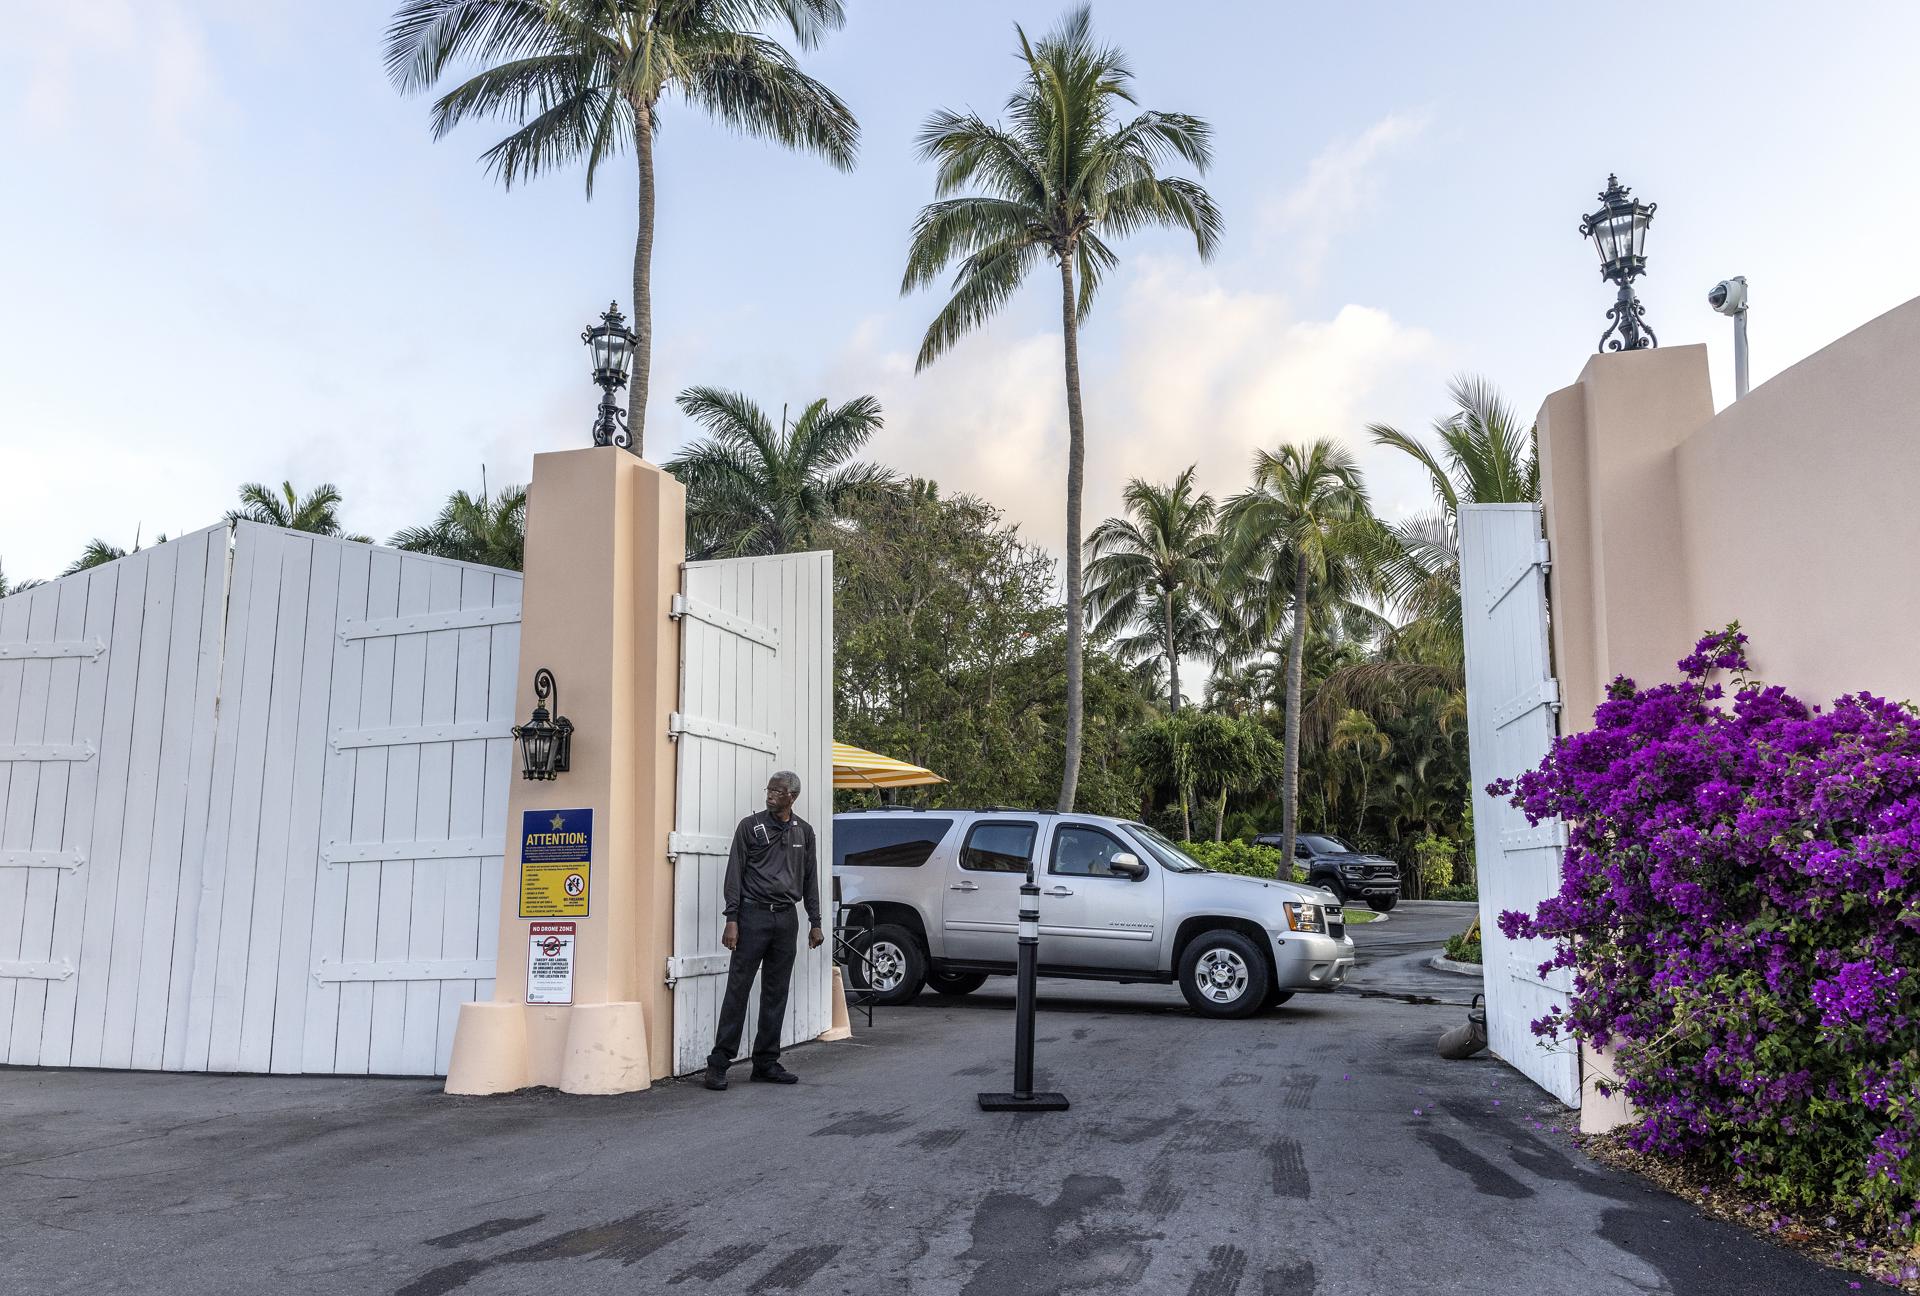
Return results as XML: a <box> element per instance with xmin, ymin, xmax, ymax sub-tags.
<box><xmin>582</xmin><ymin>302</ymin><xmax>639</xmax><ymax>452</ymax></box>
<box><xmin>1580</xmin><ymin>174</ymin><xmax>1658</xmax><ymax>352</ymax></box>
<box><xmin>512</xmin><ymin>668</ymin><xmax>573</xmax><ymax>781</ymax></box>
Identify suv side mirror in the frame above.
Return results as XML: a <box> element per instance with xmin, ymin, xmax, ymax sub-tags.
<box><xmin>1108</xmin><ymin>852</ymin><xmax>1147</xmax><ymax>881</ymax></box>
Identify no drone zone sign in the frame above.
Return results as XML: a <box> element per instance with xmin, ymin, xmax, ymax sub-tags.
<box><xmin>526</xmin><ymin>922</ymin><xmax>576</xmax><ymax>1006</ymax></box>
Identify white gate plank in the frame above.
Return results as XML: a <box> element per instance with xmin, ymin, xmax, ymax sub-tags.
<box><xmin>337</xmin><ymin>548</ymin><xmax>402</xmax><ymax>1073</ymax></box>
<box><xmin>233</xmin><ymin>534</ymin><xmax>313</xmax><ymax>1070</ymax></box>
<box><xmin>6</xmin><ymin>574</ymin><xmax>87</xmax><ymax>1064</ymax></box>
<box><xmin>475</xmin><ymin>574</ymin><xmax>521</xmax><ymax>1007</ymax></box>
<box><xmin>369</xmin><ymin>557</ymin><xmax>432</xmax><ymax>1073</ymax></box>
<box><xmin>127</xmin><ymin>531</ymin><xmax>213</xmax><ymax>1068</ymax></box>
<box><xmin>0</xmin><ymin>582</ymin><xmax>60</xmax><ymax>1057</ymax></box>
<box><xmin>257</xmin><ymin>538</ymin><xmax>340</xmax><ymax>1073</ymax></box>
<box><xmin>435</xmin><ymin>567</ymin><xmax>495</xmax><ymax>1071</ymax></box>
<box><xmin>40</xmin><ymin>566</ymin><xmax>120</xmax><ymax>1067</ymax></box>
<box><xmin>96</xmin><ymin>540</ymin><xmax>182</xmax><ymax>1068</ymax></box>
<box><xmin>67</xmin><ymin>555</ymin><xmax>152</xmax><ymax>1068</ymax></box>
<box><xmin>399</xmin><ymin>560</ymin><xmax>463</xmax><ymax>1075</ymax></box>
<box><xmin>206</xmin><ymin>530</ymin><xmax>297</xmax><ymax>1070</ymax></box>
<box><xmin>302</xmin><ymin>542</ymin><xmax>371</xmax><ymax>1072</ymax></box>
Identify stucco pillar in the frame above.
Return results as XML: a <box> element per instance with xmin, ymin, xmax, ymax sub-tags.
<box><xmin>445</xmin><ymin>447</ymin><xmax>686</xmax><ymax>1095</ymax></box>
<box><xmin>1537</xmin><ymin>345</ymin><xmax>1714</xmax><ymax>733</ymax></box>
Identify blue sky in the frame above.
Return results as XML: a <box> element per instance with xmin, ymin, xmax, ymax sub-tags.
<box><xmin>4</xmin><ymin>1</ymin><xmax>1919</xmax><ymax>581</ymax></box>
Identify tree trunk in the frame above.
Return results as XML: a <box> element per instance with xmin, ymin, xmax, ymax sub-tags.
<box><xmin>1213</xmin><ymin>786</ymin><xmax>1226</xmax><ymax>841</ymax></box>
<box><xmin>628</xmin><ymin>101</ymin><xmax>657</xmax><ymax>457</ymax></box>
<box><xmin>1280</xmin><ymin>550</ymin><xmax>1310</xmax><ymax>864</ymax></box>
<box><xmin>1163</xmin><ymin>588</ymin><xmax>1181</xmax><ymax>711</ymax></box>
<box><xmin>1056</xmin><ymin>253</ymin><xmax>1088</xmax><ymax>813</ymax></box>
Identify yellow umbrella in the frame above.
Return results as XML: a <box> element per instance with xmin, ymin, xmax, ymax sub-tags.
<box><xmin>832</xmin><ymin>741</ymin><xmax>946</xmax><ymax>790</ymax></box>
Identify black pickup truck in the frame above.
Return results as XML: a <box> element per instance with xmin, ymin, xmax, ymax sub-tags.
<box><xmin>1252</xmin><ymin>832</ymin><xmax>1401</xmax><ymax>912</ymax></box>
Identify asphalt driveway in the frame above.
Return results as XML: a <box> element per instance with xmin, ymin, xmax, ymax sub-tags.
<box><xmin>0</xmin><ymin>902</ymin><xmax>1854</xmax><ymax>1295</ymax></box>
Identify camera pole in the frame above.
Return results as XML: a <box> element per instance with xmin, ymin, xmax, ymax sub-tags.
<box><xmin>978</xmin><ymin>861</ymin><xmax>1069</xmax><ymax>1112</ymax></box>
<box><xmin>1733</xmin><ymin>305</ymin><xmax>1750</xmax><ymax>400</ymax></box>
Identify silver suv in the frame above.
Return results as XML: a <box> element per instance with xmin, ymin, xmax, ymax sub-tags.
<box><xmin>835</xmin><ymin>808</ymin><xmax>1355</xmax><ymax>1019</ymax></box>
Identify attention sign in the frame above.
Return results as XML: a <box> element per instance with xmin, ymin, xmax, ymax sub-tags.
<box><xmin>518</xmin><ymin>808</ymin><xmax>592</xmax><ymax>918</ymax></box>
<box><xmin>526</xmin><ymin>921</ymin><xmax>576</xmax><ymax>1006</ymax></box>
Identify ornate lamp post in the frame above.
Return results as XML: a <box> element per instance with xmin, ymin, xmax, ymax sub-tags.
<box><xmin>512</xmin><ymin>668</ymin><xmax>574</xmax><ymax>781</ymax></box>
<box><xmin>582</xmin><ymin>302</ymin><xmax>639</xmax><ymax>452</ymax></box>
<box><xmin>1580</xmin><ymin>174</ymin><xmax>1658</xmax><ymax>352</ymax></box>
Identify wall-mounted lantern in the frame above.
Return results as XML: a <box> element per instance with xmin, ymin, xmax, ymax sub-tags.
<box><xmin>512</xmin><ymin>668</ymin><xmax>573</xmax><ymax>781</ymax></box>
<box><xmin>582</xmin><ymin>302</ymin><xmax>639</xmax><ymax>453</ymax></box>
<box><xmin>1580</xmin><ymin>174</ymin><xmax>1658</xmax><ymax>353</ymax></box>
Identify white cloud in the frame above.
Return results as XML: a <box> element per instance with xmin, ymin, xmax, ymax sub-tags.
<box><xmin>1265</xmin><ymin>109</ymin><xmax>1431</xmax><ymax>287</ymax></box>
<box><xmin>829</xmin><ymin>259</ymin><xmax>1443</xmax><ymax>565</ymax></box>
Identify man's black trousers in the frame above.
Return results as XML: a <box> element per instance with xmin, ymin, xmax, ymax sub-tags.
<box><xmin>708</xmin><ymin>904</ymin><xmax>798</xmax><ymax>1071</ymax></box>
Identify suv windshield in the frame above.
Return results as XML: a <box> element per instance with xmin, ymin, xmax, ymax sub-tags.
<box><xmin>1300</xmin><ymin>834</ymin><xmax>1354</xmax><ymax>854</ymax></box>
<box><xmin>1124</xmin><ymin>824</ymin><xmax>1209</xmax><ymax>873</ymax></box>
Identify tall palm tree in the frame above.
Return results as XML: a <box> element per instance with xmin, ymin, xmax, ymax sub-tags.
<box><xmin>391</xmin><ymin>485</ymin><xmax>529</xmax><ymax>569</ymax></box>
<box><xmin>901</xmin><ymin>5</ymin><xmax>1221</xmax><ymax>812</ymax></box>
<box><xmin>1085</xmin><ymin>467</ymin><xmax>1220</xmax><ymax>712</ymax></box>
<box><xmin>385</xmin><ymin>0</ymin><xmax>859</xmax><ymax>456</ymax></box>
<box><xmin>229</xmin><ymin>480</ymin><xmax>371</xmax><ymax>541</ymax></box>
<box><xmin>664</xmin><ymin>386</ymin><xmax>895</xmax><ymax>558</ymax></box>
<box><xmin>1222</xmin><ymin>440</ymin><xmax>1374</xmax><ymax>865</ymax></box>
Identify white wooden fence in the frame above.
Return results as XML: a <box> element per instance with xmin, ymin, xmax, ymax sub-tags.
<box><xmin>1459</xmin><ymin>503</ymin><xmax>1580</xmax><ymax>1107</ymax></box>
<box><xmin>667</xmin><ymin>551</ymin><xmax>834</xmax><ymax>1075</ymax></box>
<box><xmin>0</xmin><ymin>523</ymin><xmax>521</xmax><ymax>1076</ymax></box>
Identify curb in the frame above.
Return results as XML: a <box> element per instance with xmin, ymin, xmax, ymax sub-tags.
<box><xmin>1429</xmin><ymin>954</ymin><xmax>1484</xmax><ymax>977</ymax></box>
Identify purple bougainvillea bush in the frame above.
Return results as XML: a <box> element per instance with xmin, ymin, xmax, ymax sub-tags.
<box><xmin>1494</xmin><ymin>625</ymin><xmax>1920</xmax><ymax>1243</ymax></box>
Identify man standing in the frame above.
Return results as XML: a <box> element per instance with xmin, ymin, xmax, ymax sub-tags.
<box><xmin>704</xmin><ymin>770</ymin><xmax>824</xmax><ymax>1090</ymax></box>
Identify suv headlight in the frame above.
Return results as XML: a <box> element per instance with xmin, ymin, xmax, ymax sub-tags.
<box><xmin>1340</xmin><ymin>861</ymin><xmax>1366</xmax><ymax>874</ymax></box>
<box><xmin>1283</xmin><ymin>902</ymin><xmax>1324</xmax><ymax>933</ymax></box>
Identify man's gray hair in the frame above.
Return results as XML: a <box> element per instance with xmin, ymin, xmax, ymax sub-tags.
<box><xmin>770</xmin><ymin>770</ymin><xmax>802</xmax><ymax>795</ymax></box>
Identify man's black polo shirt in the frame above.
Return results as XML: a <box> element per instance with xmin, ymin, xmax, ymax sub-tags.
<box><xmin>722</xmin><ymin>809</ymin><xmax>821</xmax><ymax>926</ymax></box>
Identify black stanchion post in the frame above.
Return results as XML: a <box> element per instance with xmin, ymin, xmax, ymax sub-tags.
<box><xmin>979</xmin><ymin>863</ymin><xmax>1069</xmax><ymax>1112</ymax></box>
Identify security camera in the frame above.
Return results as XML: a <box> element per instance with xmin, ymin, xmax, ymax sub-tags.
<box><xmin>1707</xmin><ymin>276</ymin><xmax>1748</xmax><ymax>315</ymax></box>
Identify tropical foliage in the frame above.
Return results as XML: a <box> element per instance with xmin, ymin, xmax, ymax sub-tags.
<box><xmin>229</xmin><ymin>480</ymin><xmax>371</xmax><ymax>542</ymax></box>
<box><xmin>902</xmin><ymin>4</ymin><xmax>1220</xmax><ymax>813</ymax></box>
<box><xmin>390</xmin><ymin>485</ymin><xmax>529</xmax><ymax>570</ymax></box>
<box><xmin>664</xmin><ymin>387</ymin><xmax>895</xmax><ymax>559</ymax></box>
<box><xmin>832</xmin><ymin>482</ymin><xmax>1148</xmax><ymax>816</ymax></box>
<box><xmin>385</xmin><ymin>0</ymin><xmax>857</xmax><ymax>455</ymax></box>
<box><xmin>0</xmin><ymin>560</ymin><xmax>42</xmax><ymax>597</ymax></box>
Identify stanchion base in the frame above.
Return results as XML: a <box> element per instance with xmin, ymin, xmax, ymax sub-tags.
<box><xmin>978</xmin><ymin>1091</ymin><xmax>1070</xmax><ymax>1112</ymax></box>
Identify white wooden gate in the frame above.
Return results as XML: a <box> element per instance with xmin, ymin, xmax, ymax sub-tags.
<box><xmin>667</xmin><ymin>551</ymin><xmax>833</xmax><ymax>1075</ymax></box>
<box><xmin>0</xmin><ymin>522</ymin><xmax>520</xmax><ymax>1075</ymax></box>
<box><xmin>1459</xmin><ymin>504</ymin><xmax>1580</xmax><ymax>1107</ymax></box>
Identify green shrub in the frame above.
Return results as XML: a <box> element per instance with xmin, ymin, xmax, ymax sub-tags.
<box><xmin>1178</xmin><ymin>839</ymin><xmax>1301</xmax><ymax>881</ymax></box>
<box><xmin>1432</xmin><ymin>883</ymin><xmax>1479</xmax><ymax>901</ymax></box>
<box><xmin>1443</xmin><ymin>926</ymin><xmax>1482</xmax><ymax>964</ymax></box>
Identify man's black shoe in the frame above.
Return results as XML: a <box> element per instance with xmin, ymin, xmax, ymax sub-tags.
<box><xmin>750</xmin><ymin>1063</ymin><xmax>799</xmax><ymax>1085</ymax></box>
<box><xmin>702</xmin><ymin>1064</ymin><xmax>729</xmax><ymax>1091</ymax></box>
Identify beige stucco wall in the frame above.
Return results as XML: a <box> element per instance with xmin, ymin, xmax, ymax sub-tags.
<box><xmin>1543</xmin><ymin>295</ymin><xmax>1920</xmax><ymax>722</ymax></box>
<box><xmin>1674</xmin><ymin>296</ymin><xmax>1920</xmax><ymax>705</ymax></box>
<box><xmin>1537</xmin><ymin>294</ymin><xmax>1920</xmax><ymax>1130</ymax></box>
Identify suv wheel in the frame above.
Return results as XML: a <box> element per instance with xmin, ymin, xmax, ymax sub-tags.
<box><xmin>1177</xmin><ymin>930</ymin><xmax>1271</xmax><ymax>1019</ymax></box>
<box><xmin>926</xmin><ymin>968</ymin><xmax>988</xmax><ymax>996</ymax></box>
<box><xmin>1319</xmin><ymin>877</ymin><xmax>1349</xmax><ymax>905</ymax></box>
<box><xmin>847</xmin><ymin>925</ymin><xmax>927</xmax><ymax>1005</ymax></box>
<box><xmin>1368</xmin><ymin>895</ymin><xmax>1398</xmax><ymax>913</ymax></box>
